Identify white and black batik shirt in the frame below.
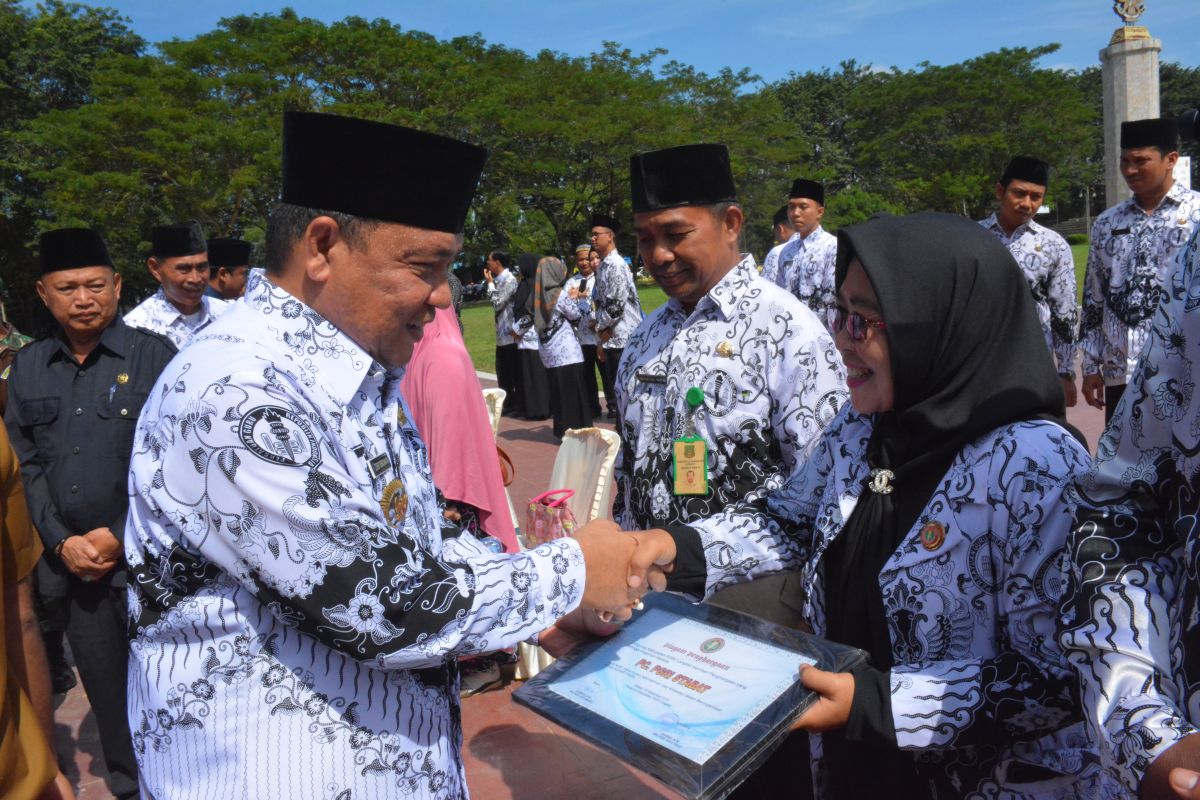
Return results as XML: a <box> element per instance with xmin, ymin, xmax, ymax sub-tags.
<box><xmin>124</xmin><ymin>289</ymin><xmax>230</xmax><ymax>349</ymax></box>
<box><xmin>536</xmin><ymin>291</ymin><xmax>584</xmax><ymax>369</ymax></box>
<box><xmin>1081</xmin><ymin>181</ymin><xmax>1200</xmax><ymax>385</ymax></box>
<box><xmin>124</xmin><ymin>270</ymin><xmax>584</xmax><ymax>799</ymax></box>
<box><xmin>1063</xmin><ymin>224</ymin><xmax>1200</xmax><ymax>796</ymax></box>
<box><xmin>690</xmin><ymin>408</ymin><xmax>1120</xmax><ymax>798</ymax></box>
<box><xmin>487</xmin><ymin>268</ymin><xmax>519</xmax><ymax>347</ymax></box>
<box><xmin>559</xmin><ymin>274</ymin><xmax>599</xmax><ymax>348</ymax></box>
<box><xmin>593</xmin><ymin>251</ymin><xmax>641</xmax><ymax>350</ymax></box>
<box><xmin>778</xmin><ymin>226</ymin><xmax>838</xmax><ymax>325</ymax></box>
<box><xmin>980</xmin><ymin>214</ymin><xmax>1080</xmax><ymax>373</ymax></box>
<box><xmin>759</xmin><ymin>237</ymin><xmax>792</xmax><ymax>286</ymax></box>
<box><xmin>612</xmin><ymin>255</ymin><xmax>846</xmax><ymax>580</ymax></box>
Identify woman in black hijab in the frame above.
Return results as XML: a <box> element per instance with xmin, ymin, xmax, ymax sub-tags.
<box><xmin>511</xmin><ymin>253</ymin><xmax>550</xmax><ymax>420</ymax></box>
<box><xmin>642</xmin><ymin>213</ymin><xmax>1117</xmax><ymax>798</ymax></box>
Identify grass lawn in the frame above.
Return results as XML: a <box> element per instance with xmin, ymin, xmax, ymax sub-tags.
<box><xmin>461</xmin><ymin>283</ymin><xmax>669</xmax><ymax>375</ymax></box>
<box><xmin>1071</xmin><ymin>243</ymin><xmax>1089</xmax><ymax>303</ymax></box>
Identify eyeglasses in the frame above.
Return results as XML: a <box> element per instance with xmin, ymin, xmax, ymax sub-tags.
<box><xmin>833</xmin><ymin>306</ymin><xmax>886</xmax><ymax>342</ymax></box>
<box><xmin>589</xmin><ymin>230</ymin><xmax>610</xmax><ymax>239</ymax></box>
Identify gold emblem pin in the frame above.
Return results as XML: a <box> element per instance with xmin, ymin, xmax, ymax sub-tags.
<box><xmin>715</xmin><ymin>341</ymin><xmax>735</xmax><ymax>358</ymax></box>
<box><xmin>116</xmin><ymin>373</ymin><xmax>129</xmax><ymax>385</ymax></box>
<box><xmin>1181</xmin><ymin>217</ymin><xmax>1188</xmax><ymax>226</ymax></box>
<box><xmin>920</xmin><ymin>521</ymin><xmax>947</xmax><ymax>551</ymax></box>
<box><xmin>1034</xmin><ymin>243</ymin><xmax>1042</xmax><ymax>252</ymax></box>
<box><xmin>381</xmin><ymin>479</ymin><xmax>409</xmax><ymax>527</ymax></box>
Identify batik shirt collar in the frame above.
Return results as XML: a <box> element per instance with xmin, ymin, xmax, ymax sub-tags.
<box><xmin>241</xmin><ymin>269</ymin><xmax>377</xmax><ymax>407</ymax></box>
<box><xmin>665</xmin><ymin>254</ymin><xmax>757</xmax><ymax>322</ymax></box>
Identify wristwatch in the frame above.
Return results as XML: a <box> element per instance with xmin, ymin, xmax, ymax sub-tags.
<box><xmin>1058</xmin><ymin>371</ymin><xmax>1074</xmax><ymax>379</ymax></box>
<box><xmin>54</xmin><ymin>537</ymin><xmax>68</xmax><ymax>558</ymax></box>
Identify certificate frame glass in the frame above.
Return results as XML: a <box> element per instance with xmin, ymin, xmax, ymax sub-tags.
<box><xmin>513</xmin><ymin>592</ymin><xmax>866</xmax><ymax>800</ymax></box>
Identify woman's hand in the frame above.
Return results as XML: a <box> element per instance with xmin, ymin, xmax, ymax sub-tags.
<box><xmin>789</xmin><ymin>666</ymin><xmax>854</xmax><ymax>733</ymax></box>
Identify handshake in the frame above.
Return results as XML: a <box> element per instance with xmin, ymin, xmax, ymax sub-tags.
<box><xmin>540</xmin><ymin>519</ymin><xmax>678</xmax><ymax>656</ymax></box>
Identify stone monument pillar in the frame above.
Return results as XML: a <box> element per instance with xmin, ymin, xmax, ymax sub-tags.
<box><xmin>1101</xmin><ymin>2</ymin><xmax>1162</xmax><ymax>207</ymax></box>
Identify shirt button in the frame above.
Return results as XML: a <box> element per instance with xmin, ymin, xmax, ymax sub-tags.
<box><xmin>72</xmin><ymin>446</ymin><xmax>80</xmax><ymax>454</ymax></box>
<box><xmin>74</xmin><ymin>407</ymin><xmax>83</xmax><ymax>416</ymax></box>
<box><xmin>70</xmin><ymin>484</ymin><xmax>78</xmax><ymax>494</ymax></box>
<box><xmin>120</xmin><ymin>409</ymin><xmax>128</xmax><ymax>416</ymax></box>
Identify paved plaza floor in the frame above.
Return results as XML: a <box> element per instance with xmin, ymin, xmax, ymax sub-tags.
<box><xmin>54</xmin><ymin>372</ymin><xmax>1105</xmax><ymax>799</ymax></box>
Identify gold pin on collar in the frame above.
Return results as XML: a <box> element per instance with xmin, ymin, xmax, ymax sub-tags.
<box><xmin>715</xmin><ymin>341</ymin><xmax>735</xmax><ymax>358</ymax></box>
<box><xmin>116</xmin><ymin>373</ymin><xmax>129</xmax><ymax>385</ymax></box>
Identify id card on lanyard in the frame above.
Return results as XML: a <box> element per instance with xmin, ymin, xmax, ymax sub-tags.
<box><xmin>672</xmin><ymin>387</ymin><xmax>708</xmax><ymax>496</ymax></box>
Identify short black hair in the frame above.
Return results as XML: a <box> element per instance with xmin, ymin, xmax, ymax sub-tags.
<box><xmin>264</xmin><ymin>202</ymin><xmax>380</xmax><ymax>274</ymax></box>
<box><xmin>489</xmin><ymin>250</ymin><xmax>511</xmax><ymax>268</ymax></box>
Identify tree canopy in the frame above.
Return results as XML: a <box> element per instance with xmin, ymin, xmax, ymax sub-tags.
<box><xmin>2</xmin><ymin>3</ymin><xmax>1197</xmax><ymax>334</ymax></box>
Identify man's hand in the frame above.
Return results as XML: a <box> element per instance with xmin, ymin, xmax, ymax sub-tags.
<box><xmin>58</xmin><ymin>536</ymin><xmax>114</xmax><ymax>580</ymax></box>
<box><xmin>540</xmin><ymin>606</ymin><xmax>624</xmax><ymax>658</ymax></box>
<box><xmin>596</xmin><ymin>347</ymin><xmax>606</xmax><ymax>363</ymax></box>
<box><xmin>1082</xmin><ymin>373</ymin><xmax>1105</xmax><ymax>410</ymax></box>
<box><xmin>1061</xmin><ymin>376</ymin><xmax>1078</xmax><ymax>408</ymax></box>
<box><xmin>598</xmin><ymin>329</ymin><xmax>613</xmax><ymax>344</ymax></box>
<box><xmin>1143</xmin><ymin>732</ymin><xmax>1200</xmax><ymax>799</ymax></box>
<box><xmin>628</xmin><ymin>529</ymin><xmax>677</xmax><ymax>593</ymax></box>
<box><xmin>568</xmin><ymin>286</ymin><xmax>581</xmax><ymax>300</ymax></box>
<box><xmin>574</xmin><ymin>519</ymin><xmax>641</xmax><ymax>614</ymax></box>
<box><xmin>83</xmin><ymin>527</ymin><xmax>122</xmax><ymax>563</ymax></box>
<box><xmin>789</xmin><ymin>666</ymin><xmax>854</xmax><ymax>733</ymax></box>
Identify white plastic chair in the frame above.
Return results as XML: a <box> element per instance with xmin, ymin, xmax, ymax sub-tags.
<box><xmin>481</xmin><ymin>388</ymin><xmax>505</xmax><ymax>439</ymax></box>
<box><xmin>516</xmin><ymin>426</ymin><xmax>621</xmax><ymax>680</ymax></box>
<box><xmin>547</xmin><ymin>427</ymin><xmax>620</xmax><ymax>524</ymax></box>
<box><xmin>480</xmin><ymin>387</ymin><xmax>522</xmax><ymax>538</ymax></box>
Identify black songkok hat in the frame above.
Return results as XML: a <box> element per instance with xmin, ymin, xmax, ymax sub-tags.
<box><xmin>789</xmin><ymin>178</ymin><xmax>825</xmax><ymax>205</ymax></box>
<box><xmin>630</xmin><ymin>144</ymin><xmax>738</xmax><ymax>213</ymax></box>
<box><xmin>1121</xmin><ymin>118</ymin><xmax>1180</xmax><ymax>151</ymax></box>
<box><xmin>152</xmin><ymin>222</ymin><xmax>206</xmax><ymax>259</ymax></box>
<box><xmin>773</xmin><ymin>205</ymin><xmax>789</xmax><ymax>226</ymax></box>
<box><xmin>1001</xmin><ymin>156</ymin><xmax>1051</xmax><ymax>187</ymax></box>
<box><xmin>207</xmin><ymin>238</ymin><xmax>252</xmax><ymax>268</ymax></box>
<box><xmin>590</xmin><ymin>213</ymin><xmax>622</xmax><ymax>235</ymax></box>
<box><xmin>282</xmin><ymin>111</ymin><xmax>487</xmax><ymax>234</ymax></box>
<box><xmin>39</xmin><ymin>228</ymin><xmax>114</xmax><ymax>275</ymax></box>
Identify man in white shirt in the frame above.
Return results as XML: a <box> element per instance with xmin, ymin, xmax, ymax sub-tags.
<box><xmin>763</xmin><ymin>179</ymin><xmax>839</xmax><ymax>325</ymax></box>
<box><xmin>124</xmin><ymin>222</ymin><xmax>230</xmax><ymax>348</ymax></box>
<box><xmin>124</xmin><ymin>112</ymin><xmax>651</xmax><ymax>799</ymax></box>
<box><xmin>1081</xmin><ymin>117</ymin><xmax>1200</xmax><ymax>422</ymax></box>
<box><xmin>979</xmin><ymin>156</ymin><xmax>1079</xmax><ymax>406</ymax></box>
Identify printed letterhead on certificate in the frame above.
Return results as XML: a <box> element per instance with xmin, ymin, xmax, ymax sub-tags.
<box><xmin>547</xmin><ymin>608</ymin><xmax>814</xmax><ymax>764</ymax></box>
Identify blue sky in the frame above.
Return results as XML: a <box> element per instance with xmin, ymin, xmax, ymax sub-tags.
<box><xmin>67</xmin><ymin>0</ymin><xmax>1200</xmax><ymax>81</ymax></box>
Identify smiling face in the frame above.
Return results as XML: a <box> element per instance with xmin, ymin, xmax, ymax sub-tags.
<box><xmin>148</xmin><ymin>252</ymin><xmax>210</xmax><ymax>314</ymax></box>
<box><xmin>281</xmin><ymin>217</ymin><xmax>458</xmax><ymax>369</ymax></box>
<box><xmin>634</xmin><ymin>204</ymin><xmax>742</xmax><ymax>312</ymax></box>
<box><xmin>835</xmin><ymin>258</ymin><xmax>893</xmax><ymax>414</ymax></box>
<box><xmin>995</xmin><ymin>178</ymin><xmax>1045</xmax><ymax>231</ymax></box>
<box><xmin>788</xmin><ymin>196</ymin><xmax>824</xmax><ymax>237</ymax></box>
<box><xmin>36</xmin><ymin>266</ymin><xmax>122</xmax><ymax>341</ymax></box>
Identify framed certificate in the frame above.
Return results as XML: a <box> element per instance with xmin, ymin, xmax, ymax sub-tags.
<box><xmin>513</xmin><ymin>591</ymin><xmax>866</xmax><ymax>800</ymax></box>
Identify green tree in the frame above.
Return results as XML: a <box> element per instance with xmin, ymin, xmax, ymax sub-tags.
<box><xmin>0</xmin><ymin>0</ymin><xmax>142</xmax><ymax>333</ymax></box>
<box><xmin>847</xmin><ymin>45</ymin><xmax>1096</xmax><ymax>218</ymax></box>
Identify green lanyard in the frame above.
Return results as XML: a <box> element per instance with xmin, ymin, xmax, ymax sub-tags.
<box><xmin>672</xmin><ymin>387</ymin><xmax>708</xmax><ymax>496</ymax></box>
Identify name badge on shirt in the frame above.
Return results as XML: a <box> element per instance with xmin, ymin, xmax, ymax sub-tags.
<box><xmin>672</xmin><ymin>436</ymin><xmax>708</xmax><ymax>496</ymax></box>
<box><xmin>637</xmin><ymin>371</ymin><xmax>667</xmax><ymax>385</ymax></box>
<box><xmin>367</xmin><ymin>453</ymin><xmax>391</xmax><ymax>480</ymax></box>
<box><xmin>1112</xmin><ymin>227</ymin><xmax>1132</xmax><ymax>236</ymax></box>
